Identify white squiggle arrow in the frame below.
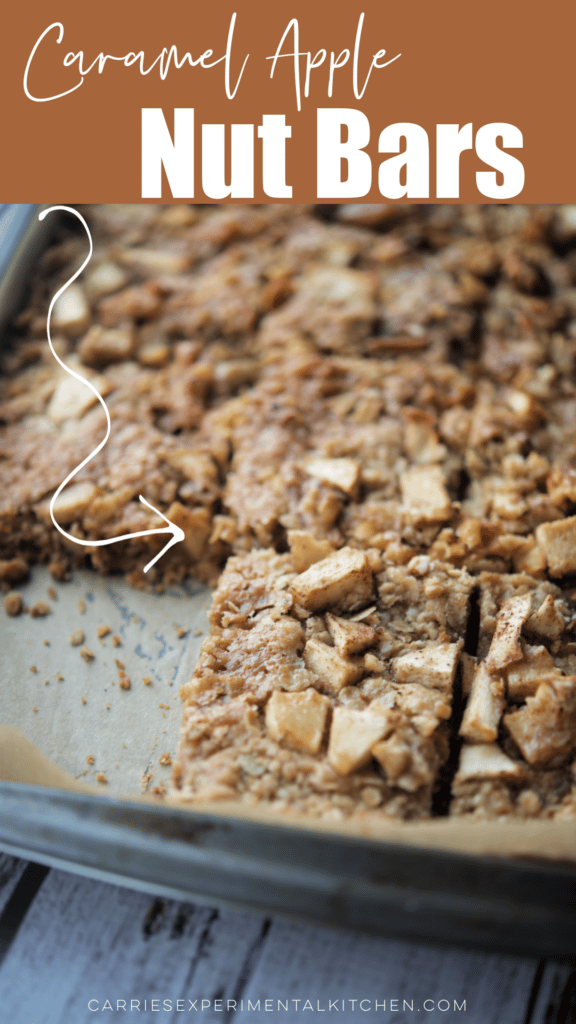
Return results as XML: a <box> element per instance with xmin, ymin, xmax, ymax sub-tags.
<box><xmin>40</xmin><ymin>205</ymin><xmax>184</xmax><ymax>573</ymax></box>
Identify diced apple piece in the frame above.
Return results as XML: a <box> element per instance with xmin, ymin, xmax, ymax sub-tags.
<box><xmin>303</xmin><ymin>638</ymin><xmax>363</xmax><ymax>693</ymax></box>
<box><xmin>504</xmin><ymin>675</ymin><xmax>576</xmax><ymax>766</ymax></box>
<box><xmin>287</xmin><ymin>530</ymin><xmax>335</xmax><ymax>573</ymax></box>
<box><xmin>325</xmin><ymin>612</ymin><xmax>377</xmax><ymax>656</ymax></box>
<box><xmin>165</xmin><ymin>502</ymin><xmax>211</xmax><ymax>559</ymax></box>
<box><xmin>392</xmin><ymin>641</ymin><xmax>463</xmax><ymax>693</ymax></box>
<box><xmin>526</xmin><ymin>594</ymin><xmax>566</xmax><ymax>641</ymax></box>
<box><xmin>52</xmin><ymin>284</ymin><xmax>90</xmax><ymax>337</ymax></box>
<box><xmin>290</xmin><ymin>547</ymin><xmax>373</xmax><ymax>613</ymax></box>
<box><xmin>403</xmin><ymin>411</ymin><xmax>446</xmax><ymax>464</ymax></box>
<box><xmin>162</xmin><ymin>451</ymin><xmax>218</xmax><ymax>485</ymax></box>
<box><xmin>536</xmin><ymin>516</ymin><xmax>576</xmax><ymax>577</ymax></box>
<box><xmin>48</xmin><ymin>374</ymin><xmax>99</xmax><ymax>424</ymax></box>
<box><xmin>371</xmin><ymin>734</ymin><xmax>411</xmax><ymax>783</ymax></box>
<box><xmin>400</xmin><ymin>465</ymin><xmax>451</xmax><ymax>523</ymax></box>
<box><xmin>455</xmin><ymin>743</ymin><xmax>526</xmax><ymax>783</ymax></box>
<box><xmin>265</xmin><ymin>688</ymin><xmax>330</xmax><ymax>754</ymax></box>
<box><xmin>85</xmin><ymin>260</ymin><xmax>129</xmax><ymax>299</ymax></box>
<box><xmin>117</xmin><ymin>245</ymin><xmax>190</xmax><ymax>275</ymax></box>
<box><xmin>52</xmin><ymin>481</ymin><xmax>98</xmax><ymax>525</ymax></box>
<box><xmin>304</xmin><ymin>457</ymin><xmax>360</xmax><ymax>496</ymax></box>
<box><xmin>485</xmin><ymin>593</ymin><xmax>532</xmax><ymax>671</ymax></box>
<box><xmin>460</xmin><ymin>663</ymin><xmax>505</xmax><ymax>742</ymax></box>
<box><xmin>327</xmin><ymin>706</ymin><xmax>393</xmax><ymax>775</ymax></box>
<box><xmin>507</xmin><ymin>644</ymin><xmax>555</xmax><ymax>699</ymax></box>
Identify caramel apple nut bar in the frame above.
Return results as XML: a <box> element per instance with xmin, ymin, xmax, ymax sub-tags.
<box><xmin>3</xmin><ymin>203</ymin><xmax>576</xmax><ymax>824</ymax></box>
<box><xmin>172</xmin><ymin>546</ymin><xmax>473</xmax><ymax>819</ymax></box>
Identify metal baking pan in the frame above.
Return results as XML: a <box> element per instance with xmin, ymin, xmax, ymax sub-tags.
<box><xmin>1</xmin><ymin>204</ymin><xmax>575</xmax><ymax>958</ymax></box>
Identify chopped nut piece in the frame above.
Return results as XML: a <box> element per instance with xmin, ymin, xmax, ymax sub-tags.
<box><xmin>118</xmin><ymin>676</ymin><xmax>131</xmax><ymax>690</ymax></box>
<box><xmin>86</xmin><ymin>755</ymin><xmax>95</xmax><ymax>765</ymax></box>
<box><xmin>304</xmin><ymin>456</ymin><xmax>360</xmax><ymax>495</ymax></box>
<box><xmin>504</xmin><ymin>675</ymin><xmax>576</xmax><ymax>766</ymax></box>
<box><xmin>460</xmin><ymin>663</ymin><xmax>505</xmax><ymax>742</ymax></box>
<box><xmin>79</xmin><ymin>646</ymin><xmax>95</xmax><ymax>662</ymax></box>
<box><xmin>30</xmin><ymin>600</ymin><xmax>51</xmax><ymax>618</ymax></box>
<box><xmin>303</xmin><ymin>638</ymin><xmax>363</xmax><ymax>693</ymax></box>
<box><xmin>265</xmin><ymin>688</ymin><xmax>331</xmax><ymax>754</ymax></box>
<box><xmin>30</xmin><ymin>666</ymin><xmax>37</xmax><ymax>673</ymax></box>
<box><xmin>142</xmin><ymin>676</ymin><xmax>152</xmax><ymax>686</ymax></box>
<box><xmin>325</xmin><ymin>611</ymin><xmax>377</xmax><ymax>656</ymax></box>
<box><xmin>536</xmin><ymin>516</ymin><xmax>576</xmax><ymax>577</ymax></box>
<box><xmin>400</xmin><ymin>465</ymin><xmax>452</xmax><ymax>524</ymax></box>
<box><xmin>290</xmin><ymin>547</ymin><xmax>373</xmax><ymax>613</ymax></box>
<box><xmin>507</xmin><ymin>644</ymin><xmax>555</xmax><ymax>699</ymax></box>
<box><xmin>485</xmin><ymin>594</ymin><xmax>532</xmax><ymax>671</ymax></box>
<box><xmin>96</xmin><ymin>773</ymin><xmax>108</xmax><ymax>784</ymax></box>
<box><xmin>4</xmin><ymin>592</ymin><xmax>22</xmax><ymax>616</ymax></box>
<box><xmin>78</xmin><ymin>325</ymin><xmax>135</xmax><ymax>367</ymax></box>
<box><xmin>455</xmin><ymin>743</ymin><xmax>526</xmax><ymax>782</ymax></box>
<box><xmin>287</xmin><ymin>530</ymin><xmax>335</xmax><ymax>573</ymax></box>
<box><xmin>392</xmin><ymin>642</ymin><xmax>463</xmax><ymax>692</ymax></box>
<box><xmin>97</xmin><ymin>625</ymin><xmax>111</xmax><ymax>639</ymax></box>
<box><xmin>78</xmin><ymin>599</ymin><xmax>86</xmax><ymax>614</ymax></box>
<box><xmin>327</xmin><ymin>705</ymin><xmax>394</xmax><ymax>775</ymax></box>
<box><xmin>112</xmin><ymin>635</ymin><xmax>121</xmax><ymax>646</ymax></box>
<box><xmin>81</xmin><ymin>697</ymin><xmax>87</xmax><ymax>705</ymax></box>
<box><xmin>69</xmin><ymin>629</ymin><xmax>85</xmax><ymax>647</ymax></box>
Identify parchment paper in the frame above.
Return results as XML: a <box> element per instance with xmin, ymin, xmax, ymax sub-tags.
<box><xmin>2</xmin><ymin>566</ymin><xmax>575</xmax><ymax>863</ymax></box>
<box><xmin>0</xmin><ymin>565</ymin><xmax>211</xmax><ymax>795</ymax></box>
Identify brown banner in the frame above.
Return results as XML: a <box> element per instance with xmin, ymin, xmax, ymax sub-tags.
<box><xmin>0</xmin><ymin>0</ymin><xmax>574</xmax><ymax>201</ymax></box>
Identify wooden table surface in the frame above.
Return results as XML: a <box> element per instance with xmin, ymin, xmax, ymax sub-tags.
<box><xmin>0</xmin><ymin>854</ymin><xmax>573</xmax><ymax>1024</ymax></box>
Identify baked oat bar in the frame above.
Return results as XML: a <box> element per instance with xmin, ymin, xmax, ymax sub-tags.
<box><xmin>172</xmin><ymin>545</ymin><xmax>473</xmax><ymax>820</ymax></box>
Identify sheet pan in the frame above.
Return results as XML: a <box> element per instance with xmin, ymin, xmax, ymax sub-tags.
<box><xmin>1</xmin><ymin>204</ymin><xmax>575</xmax><ymax>957</ymax></box>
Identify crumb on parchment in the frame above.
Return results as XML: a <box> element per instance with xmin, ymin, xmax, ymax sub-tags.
<box><xmin>4</xmin><ymin>592</ymin><xmax>22</xmax><ymax>616</ymax></box>
<box><xmin>30</xmin><ymin>600</ymin><xmax>50</xmax><ymax>617</ymax></box>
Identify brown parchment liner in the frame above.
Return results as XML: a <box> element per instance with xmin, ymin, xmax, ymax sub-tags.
<box><xmin>2</xmin><ymin>724</ymin><xmax>575</xmax><ymax>863</ymax></box>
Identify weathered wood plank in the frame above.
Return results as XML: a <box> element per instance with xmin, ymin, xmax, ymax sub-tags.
<box><xmin>234</xmin><ymin>917</ymin><xmax>538</xmax><ymax>1024</ymax></box>
<box><xmin>0</xmin><ymin>853</ymin><xmax>29</xmax><ymax>916</ymax></box>
<box><xmin>0</xmin><ymin>865</ymin><xmax>552</xmax><ymax>1024</ymax></box>
<box><xmin>0</xmin><ymin>868</ymin><xmax>266</xmax><ymax>1023</ymax></box>
<box><xmin>526</xmin><ymin>959</ymin><xmax>575</xmax><ymax>1023</ymax></box>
